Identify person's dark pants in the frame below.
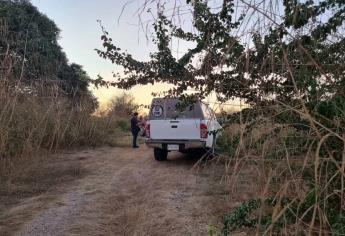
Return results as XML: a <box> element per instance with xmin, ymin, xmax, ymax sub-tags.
<box><xmin>131</xmin><ymin>129</ymin><xmax>139</xmax><ymax>147</ymax></box>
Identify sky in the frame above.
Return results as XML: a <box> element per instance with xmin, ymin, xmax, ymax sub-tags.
<box><xmin>30</xmin><ymin>0</ymin><xmax>248</xmax><ymax>112</ymax></box>
<box><xmin>31</xmin><ymin>0</ymin><xmax>175</xmax><ymax>108</ymax></box>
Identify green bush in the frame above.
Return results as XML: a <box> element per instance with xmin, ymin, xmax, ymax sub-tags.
<box><xmin>222</xmin><ymin>200</ymin><xmax>260</xmax><ymax>235</ymax></box>
<box><xmin>115</xmin><ymin>118</ymin><xmax>131</xmax><ymax>132</ymax></box>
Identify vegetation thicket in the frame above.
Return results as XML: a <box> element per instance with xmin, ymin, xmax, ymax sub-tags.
<box><xmin>97</xmin><ymin>0</ymin><xmax>345</xmax><ymax>234</ymax></box>
<box><xmin>0</xmin><ymin>1</ymin><xmax>132</xmax><ymax>182</ymax></box>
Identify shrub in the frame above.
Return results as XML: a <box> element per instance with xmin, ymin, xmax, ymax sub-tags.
<box><xmin>115</xmin><ymin>118</ymin><xmax>131</xmax><ymax>132</ymax></box>
<box><xmin>107</xmin><ymin>93</ymin><xmax>139</xmax><ymax>117</ymax></box>
<box><xmin>219</xmin><ymin>100</ymin><xmax>345</xmax><ymax>235</ymax></box>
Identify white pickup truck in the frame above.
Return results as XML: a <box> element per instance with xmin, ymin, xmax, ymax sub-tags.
<box><xmin>145</xmin><ymin>98</ymin><xmax>222</xmax><ymax>161</ymax></box>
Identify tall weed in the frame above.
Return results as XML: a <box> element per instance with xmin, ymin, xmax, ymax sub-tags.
<box><xmin>0</xmin><ymin>81</ymin><xmax>122</xmax><ymax>180</ymax></box>
<box><xmin>219</xmin><ymin>102</ymin><xmax>345</xmax><ymax>235</ymax></box>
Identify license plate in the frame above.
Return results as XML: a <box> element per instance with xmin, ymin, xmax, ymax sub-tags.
<box><xmin>167</xmin><ymin>144</ymin><xmax>179</xmax><ymax>151</ymax></box>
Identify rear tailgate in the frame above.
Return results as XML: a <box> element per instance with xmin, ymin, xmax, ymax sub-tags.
<box><xmin>150</xmin><ymin>119</ymin><xmax>201</xmax><ymax>140</ymax></box>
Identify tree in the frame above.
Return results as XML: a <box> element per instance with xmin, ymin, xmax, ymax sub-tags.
<box><xmin>0</xmin><ymin>0</ymin><xmax>92</xmax><ymax>99</ymax></box>
<box><xmin>107</xmin><ymin>93</ymin><xmax>138</xmax><ymax>117</ymax></box>
<box><xmin>97</xmin><ymin>0</ymin><xmax>345</xmax><ymax>106</ymax></box>
<box><xmin>96</xmin><ymin>1</ymin><xmax>345</xmax><ymax>233</ymax></box>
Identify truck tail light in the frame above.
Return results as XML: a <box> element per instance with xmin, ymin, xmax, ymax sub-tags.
<box><xmin>145</xmin><ymin>123</ymin><xmax>150</xmax><ymax>138</ymax></box>
<box><xmin>200</xmin><ymin>123</ymin><xmax>208</xmax><ymax>139</ymax></box>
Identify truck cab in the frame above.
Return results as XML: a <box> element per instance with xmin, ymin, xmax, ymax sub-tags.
<box><xmin>145</xmin><ymin>98</ymin><xmax>222</xmax><ymax>161</ymax></box>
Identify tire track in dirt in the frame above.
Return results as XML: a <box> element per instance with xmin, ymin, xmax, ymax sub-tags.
<box><xmin>12</xmin><ymin>146</ymin><xmax>228</xmax><ymax>236</ymax></box>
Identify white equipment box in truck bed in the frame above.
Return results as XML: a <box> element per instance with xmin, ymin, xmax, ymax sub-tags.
<box><xmin>145</xmin><ymin>98</ymin><xmax>222</xmax><ymax>161</ymax></box>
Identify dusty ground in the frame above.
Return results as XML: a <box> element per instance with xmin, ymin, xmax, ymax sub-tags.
<box><xmin>0</xmin><ymin>146</ymin><xmax>235</xmax><ymax>236</ymax></box>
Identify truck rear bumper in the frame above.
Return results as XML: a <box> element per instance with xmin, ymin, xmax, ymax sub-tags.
<box><xmin>145</xmin><ymin>139</ymin><xmax>206</xmax><ymax>150</ymax></box>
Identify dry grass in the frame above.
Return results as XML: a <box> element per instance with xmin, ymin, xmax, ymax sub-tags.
<box><xmin>0</xmin><ymin>80</ymin><xmax>129</xmax><ymax>176</ymax></box>
<box><xmin>0</xmin><ymin>45</ymin><xmax>136</xmax><ymax>233</ymax></box>
<box><xmin>0</xmin><ymin>80</ymin><xmax>131</xmax><ymax>236</ymax></box>
<box><xmin>0</xmin><ymin>147</ymin><xmax>235</xmax><ymax>235</ymax></box>
<box><xmin>0</xmin><ymin>151</ymin><xmax>85</xmax><ymax>235</ymax></box>
<box><xmin>217</xmin><ymin>104</ymin><xmax>345</xmax><ymax>235</ymax></box>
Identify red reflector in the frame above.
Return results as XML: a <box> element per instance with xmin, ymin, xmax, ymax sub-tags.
<box><xmin>200</xmin><ymin>123</ymin><xmax>208</xmax><ymax>139</ymax></box>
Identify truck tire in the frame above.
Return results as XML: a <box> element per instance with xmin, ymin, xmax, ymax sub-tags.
<box><xmin>154</xmin><ymin>148</ymin><xmax>168</xmax><ymax>161</ymax></box>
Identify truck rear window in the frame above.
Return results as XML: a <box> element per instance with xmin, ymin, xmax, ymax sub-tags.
<box><xmin>149</xmin><ymin>99</ymin><xmax>204</xmax><ymax>120</ymax></box>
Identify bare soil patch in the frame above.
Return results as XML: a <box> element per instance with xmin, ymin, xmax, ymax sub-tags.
<box><xmin>0</xmin><ymin>146</ymin><xmax>254</xmax><ymax>235</ymax></box>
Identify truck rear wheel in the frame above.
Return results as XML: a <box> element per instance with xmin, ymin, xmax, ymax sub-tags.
<box><xmin>154</xmin><ymin>148</ymin><xmax>168</xmax><ymax>161</ymax></box>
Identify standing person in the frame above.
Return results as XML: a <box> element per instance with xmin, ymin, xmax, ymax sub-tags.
<box><xmin>138</xmin><ymin>115</ymin><xmax>147</xmax><ymax>137</ymax></box>
<box><xmin>130</xmin><ymin>112</ymin><xmax>140</xmax><ymax>148</ymax></box>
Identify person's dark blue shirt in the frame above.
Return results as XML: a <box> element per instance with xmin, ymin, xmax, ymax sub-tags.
<box><xmin>131</xmin><ymin>116</ymin><xmax>139</xmax><ymax>132</ymax></box>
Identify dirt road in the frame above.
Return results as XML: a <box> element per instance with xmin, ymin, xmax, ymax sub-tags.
<box><xmin>2</xmin><ymin>146</ymin><xmax>229</xmax><ymax>235</ymax></box>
